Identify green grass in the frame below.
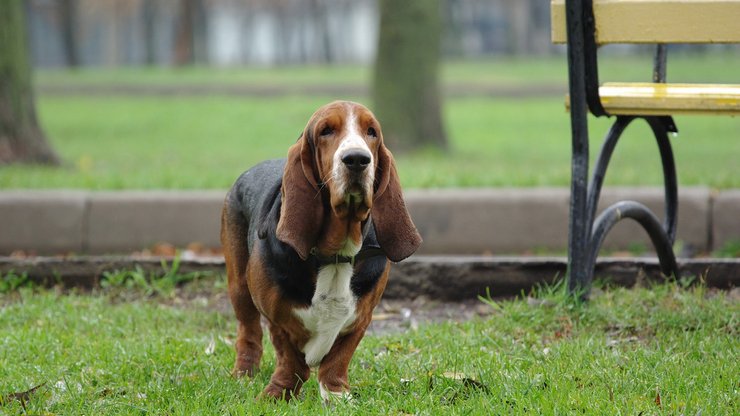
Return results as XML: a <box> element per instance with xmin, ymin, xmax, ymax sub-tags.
<box><xmin>1</xmin><ymin>279</ymin><xmax>737</xmax><ymax>414</ymax></box>
<box><xmin>2</xmin><ymin>53</ymin><xmax>738</xmax><ymax>190</ymax></box>
<box><xmin>5</xmin><ymin>96</ymin><xmax>336</xmax><ymax>189</ymax></box>
<box><xmin>35</xmin><ymin>52</ymin><xmax>740</xmax><ymax>87</ymax></box>
<box><xmin>0</xmin><ymin>94</ymin><xmax>736</xmax><ymax>190</ymax></box>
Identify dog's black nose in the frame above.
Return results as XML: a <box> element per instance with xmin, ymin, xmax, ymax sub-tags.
<box><xmin>341</xmin><ymin>151</ymin><xmax>371</xmax><ymax>172</ymax></box>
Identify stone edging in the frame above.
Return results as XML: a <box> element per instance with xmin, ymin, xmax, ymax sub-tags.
<box><xmin>0</xmin><ymin>188</ymin><xmax>738</xmax><ymax>256</ymax></box>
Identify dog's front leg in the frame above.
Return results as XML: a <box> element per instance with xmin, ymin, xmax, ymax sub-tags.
<box><xmin>316</xmin><ymin>328</ymin><xmax>368</xmax><ymax>403</ymax></box>
<box><xmin>261</xmin><ymin>323</ymin><xmax>310</xmax><ymax>401</ymax></box>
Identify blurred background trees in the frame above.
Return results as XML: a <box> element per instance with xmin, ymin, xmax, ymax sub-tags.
<box><xmin>23</xmin><ymin>0</ymin><xmax>559</xmax><ymax>153</ymax></box>
<box><xmin>173</xmin><ymin>0</ymin><xmax>208</xmax><ymax>66</ymax></box>
<box><xmin>27</xmin><ymin>0</ymin><xmax>553</xmax><ymax>68</ymax></box>
<box><xmin>5</xmin><ymin>0</ymin><xmax>736</xmax><ymax>186</ymax></box>
<box><xmin>0</xmin><ymin>0</ymin><xmax>60</xmax><ymax>165</ymax></box>
<box><xmin>19</xmin><ymin>0</ymin><xmax>725</xmax><ymax>155</ymax></box>
<box><xmin>372</xmin><ymin>0</ymin><xmax>448</xmax><ymax>153</ymax></box>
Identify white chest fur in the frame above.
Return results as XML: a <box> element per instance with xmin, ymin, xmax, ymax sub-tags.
<box><xmin>294</xmin><ymin>262</ymin><xmax>357</xmax><ymax>367</ymax></box>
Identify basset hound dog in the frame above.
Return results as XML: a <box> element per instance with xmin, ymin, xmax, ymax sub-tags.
<box><xmin>221</xmin><ymin>100</ymin><xmax>422</xmax><ymax>402</ymax></box>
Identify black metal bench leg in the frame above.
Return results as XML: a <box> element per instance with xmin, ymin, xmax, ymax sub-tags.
<box><xmin>569</xmin><ymin>115</ymin><xmax>681</xmax><ymax>298</ymax></box>
<box><xmin>589</xmin><ymin>201</ymin><xmax>679</xmax><ymax>279</ymax></box>
<box><xmin>566</xmin><ymin>124</ymin><xmax>591</xmax><ymax>295</ymax></box>
<box><xmin>563</xmin><ymin>0</ymin><xmax>681</xmax><ymax>298</ymax></box>
<box><xmin>566</xmin><ymin>125</ymin><xmax>591</xmax><ymax>296</ymax></box>
<box><xmin>565</xmin><ymin>0</ymin><xmax>592</xmax><ymax>296</ymax></box>
<box><xmin>586</xmin><ymin>115</ymin><xmax>678</xmax><ymax>238</ymax></box>
<box><xmin>646</xmin><ymin>116</ymin><xmax>679</xmax><ymax>242</ymax></box>
<box><xmin>586</xmin><ymin>116</ymin><xmax>635</xmax><ymax>223</ymax></box>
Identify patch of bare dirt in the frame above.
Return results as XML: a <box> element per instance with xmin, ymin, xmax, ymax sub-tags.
<box><xmin>163</xmin><ymin>282</ymin><xmax>495</xmax><ymax>336</ymax></box>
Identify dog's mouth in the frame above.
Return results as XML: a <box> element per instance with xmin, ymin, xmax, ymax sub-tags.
<box><xmin>345</xmin><ymin>180</ymin><xmax>368</xmax><ymax>198</ymax></box>
<box><xmin>331</xmin><ymin>181</ymin><xmax>372</xmax><ymax>220</ymax></box>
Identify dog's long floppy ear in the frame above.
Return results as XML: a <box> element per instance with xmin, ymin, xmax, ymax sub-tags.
<box><xmin>276</xmin><ymin>131</ymin><xmax>323</xmax><ymax>260</ymax></box>
<box><xmin>372</xmin><ymin>144</ymin><xmax>422</xmax><ymax>262</ymax></box>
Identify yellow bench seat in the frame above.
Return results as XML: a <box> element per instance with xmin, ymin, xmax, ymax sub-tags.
<box><xmin>567</xmin><ymin>82</ymin><xmax>740</xmax><ymax>116</ymax></box>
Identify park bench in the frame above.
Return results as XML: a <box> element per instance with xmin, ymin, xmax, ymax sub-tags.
<box><xmin>550</xmin><ymin>0</ymin><xmax>740</xmax><ymax>295</ymax></box>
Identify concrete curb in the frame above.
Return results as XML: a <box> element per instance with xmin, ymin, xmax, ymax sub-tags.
<box><xmin>0</xmin><ymin>187</ymin><xmax>738</xmax><ymax>255</ymax></box>
<box><xmin>1</xmin><ymin>256</ymin><xmax>738</xmax><ymax>300</ymax></box>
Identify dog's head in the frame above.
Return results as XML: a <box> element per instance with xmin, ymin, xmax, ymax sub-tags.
<box><xmin>305</xmin><ymin>101</ymin><xmax>381</xmax><ymax>220</ymax></box>
<box><xmin>276</xmin><ymin>101</ymin><xmax>421</xmax><ymax>262</ymax></box>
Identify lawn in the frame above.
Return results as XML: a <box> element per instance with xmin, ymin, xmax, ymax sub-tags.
<box><xmin>34</xmin><ymin>52</ymin><xmax>740</xmax><ymax>87</ymax></box>
<box><xmin>1</xmin><ymin>277</ymin><xmax>737</xmax><ymax>414</ymax></box>
<box><xmin>1</xmin><ymin>53</ymin><xmax>738</xmax><ymax>190</ymax></box>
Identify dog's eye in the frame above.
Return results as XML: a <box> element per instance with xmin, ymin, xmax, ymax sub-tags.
<box><xmin>367</xmin><ymin>127</ymin><xmax>377</xmax><ymax>138</ymax></box>
<box><xmin>320</xmin><ymin>126</ymin><xmax>334</xmax><ymax>137</ymax></box>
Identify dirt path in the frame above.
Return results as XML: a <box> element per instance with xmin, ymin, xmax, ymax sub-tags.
<box><xmin>159</xmin><ymin>282</ymin><xmax>495</xmax><ymax>337</ymax></box>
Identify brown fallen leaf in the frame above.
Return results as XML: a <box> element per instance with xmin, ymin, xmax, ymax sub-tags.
<box><xmin>432</xmin><ymin>371</ymin><xmax>491</xmax><ymax>404</ymax></box>
<box><xmin>654</xmin><ymin>386</ymin><xmax>662</xmax><ymax>408</ymax></box>
<box><xmin>97</xmin><ymin>387</ymin><xmax>127</xmax><ymax>398</ymax></box>
<box><xmin>1</xmin><ymin>382</ymin><xmax>46</xmax><ymax>407</ymax></box>
<box><xmin>151</xmin><ymin>242</ymin><xmax>177</xmax><ymax>257</ymax></box>
<box><xmin>439</xmin><ymin>372</ymin><xmax>491</xmax><ymax>393</ymax></box>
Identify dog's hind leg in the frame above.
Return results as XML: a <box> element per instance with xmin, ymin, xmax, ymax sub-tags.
<box><xmin>222</xmin><ymin>203</ymin><xmax>263</xmax><ymax>378</ymax></box>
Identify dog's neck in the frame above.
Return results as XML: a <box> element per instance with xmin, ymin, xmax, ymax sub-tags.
<box><xmin>315</xmin><ymin>209</ymin><xmax>364</xmax><ymax>257</ymax></box>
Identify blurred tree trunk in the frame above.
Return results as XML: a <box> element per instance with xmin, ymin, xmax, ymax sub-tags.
<box><xmin>174</xmin><ymin>0</ymin><xmax>207</xmax><ymax>66</ymax></box>
<box><xmin>310</xmin><ymin>0</ymin><xmax>334</xmax><ymax>63</ymax></box>
<box><xmin>142</xmin><ymin>0</ymin><xmax>157</xmax><ymax>65</ymax></box>
<box><xmin>372</xmin><ymin>0</ymin><xmax>448</xmax><ymax>153</ymax></box>
<box><xmin>505</xmin><ymin>0</ymin><xmax>530</xmax><ymax>55</ymax></box>
<box><xmin>59</xmin><ymin>0</ymin><xmax>79</xmax><ymax>67</ymax></box>
<box><xmin>0</xmin><ymin>0</ymin><xmax>60</xmax><ymax>166</ymax></box>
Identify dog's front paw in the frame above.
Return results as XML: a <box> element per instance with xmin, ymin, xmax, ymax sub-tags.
<box><xmin>259</xmin><ymin>383</ymin><xmax>297</xmax><ymax>402</ymax></box>
<box><xmin>320</xmin><ymin>383</ymin><xmax>353</xmax><ymax>405</ymax></box>
<box><xmin>232</xmin><ymin>354</ymin><xmax>260</xmax><ymax>378</ymax></box>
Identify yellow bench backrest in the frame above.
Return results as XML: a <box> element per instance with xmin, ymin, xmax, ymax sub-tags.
<box><xmin>551</xmin><ymin>0</ymin><xmax>740</xmax><ymax>45</ymax></box>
